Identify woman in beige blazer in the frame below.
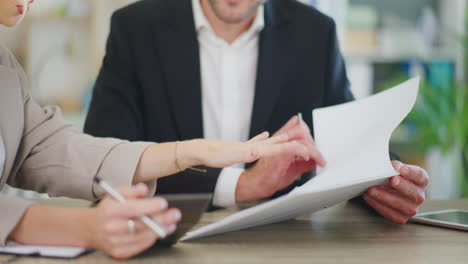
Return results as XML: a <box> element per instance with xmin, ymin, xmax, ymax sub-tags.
<box><xmin>0</xmin><ymin>0</ymin><xmax>309</xmax><ymax>259</ymax></box>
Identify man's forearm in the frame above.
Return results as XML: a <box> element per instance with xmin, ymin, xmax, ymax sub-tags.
<box><xmin>9</xmin><ymin>205</ymin><xmax>95</xmax><ymax>248</ymax></box>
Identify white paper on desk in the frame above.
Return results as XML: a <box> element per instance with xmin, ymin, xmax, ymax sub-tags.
<box><xmin>0</xmin><ymin>245</ymin><xmax>89</xmax><ymax>258</ymax></box>
<box><xmin>182</xmin><ymin>77</ymin><xmax>420</xmax><ymax>241</ymax></box>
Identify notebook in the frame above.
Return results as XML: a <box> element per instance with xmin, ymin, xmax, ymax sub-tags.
<box><xmin>0</xmin><ymin>244</ymin><xmax>90</xmax><ymax>259</ymax></box>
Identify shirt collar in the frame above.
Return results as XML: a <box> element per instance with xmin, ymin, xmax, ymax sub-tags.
<box><xmin>192</xmin><ymin>0</ymin><xmax>265</xmax><ymax>36</ymax></box>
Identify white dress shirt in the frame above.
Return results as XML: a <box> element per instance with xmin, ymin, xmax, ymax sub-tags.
<box><xmin>192</xmin><ymin>0</ymin><xmax>265</xmax><ymax>207</ymax></box>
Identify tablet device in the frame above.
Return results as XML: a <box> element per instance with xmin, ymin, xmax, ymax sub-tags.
<box><xmin>156</xmin><ymin>193</ymin><xmax>212</xmax><ymax>246</ymax></box>
<box><xmin>411</xmin><ymin>209</ymin><xmax>468</xmax><ymax>231</ymax></box>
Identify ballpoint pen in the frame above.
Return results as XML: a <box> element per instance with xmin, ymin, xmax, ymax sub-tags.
<box><xmin>93</xmin><ymin>177</ymin><xmax>168</xmax><ymax>238</ymax></box>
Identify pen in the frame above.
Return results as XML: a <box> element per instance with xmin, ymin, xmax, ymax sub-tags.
<box><xmin>93</xmin><ymin>177</ymin><xmax>168</xmax><ymax>238</ymax></box>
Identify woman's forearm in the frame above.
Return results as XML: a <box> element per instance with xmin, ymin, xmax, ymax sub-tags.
<box><xmin>132</xmin><ymin>132</ymin><xmax>286</xmax><ymax>184</ymax></box>
<box><xmin>9</xmin><ymin>205</ymin><xmax>95</xmax><ymax>248</ymax></box>
<box><xmin>133</xmin><ymin>140</ymin><xmax>202</xmax><ymax>184</ymax></box>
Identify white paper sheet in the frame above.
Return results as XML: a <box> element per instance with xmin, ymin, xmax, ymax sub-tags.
<box><xmin>0</xmin><ymin>245</ymin><xmax>88</xmax><ymax>258</ymax></box>
<box><xmin>182</xmin><ymin>77</ymin><xmax>420</xmax><ymax>241</ymax></box>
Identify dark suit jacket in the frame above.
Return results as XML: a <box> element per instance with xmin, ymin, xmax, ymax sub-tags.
<box><xmin>84</xmin><ymin>0</ymin><xmax>355</xmax><ymax>195</ymax></box>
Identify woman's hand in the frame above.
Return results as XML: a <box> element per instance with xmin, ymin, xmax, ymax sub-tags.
<box><xmin>133</xmin><ymin>132</ymin><xmax>310</xmax><ymax>183</ymax></box>
<box><xmin>179</xmin><ymin>132</ymin><xmax>311</xmax><ymax>169</ymax></box>
<box><xmin>89</xmin><ymin>184</ymin><xmax>181</xmax><ymax>259</ymax></box>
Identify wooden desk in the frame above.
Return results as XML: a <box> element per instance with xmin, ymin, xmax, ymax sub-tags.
<box><xmin>1</xmin><ymin>199</ymin><xmax>467</xmax><ymax>264</ymax></box>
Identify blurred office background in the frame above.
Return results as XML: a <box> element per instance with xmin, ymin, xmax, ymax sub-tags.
<box><xmin>1</xmin><ymin>0</ymin><xmax>467</xmax><ymax>200</ymax></box>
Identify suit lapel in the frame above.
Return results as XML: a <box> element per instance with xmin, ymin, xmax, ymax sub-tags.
<box><xmin>0</xmin><ymin>66</ymin><xmax>24</xmax><ymax>185</ymax></box>
<box><xmin>249</xmin><ymin>0</ymin><xmax>290</xmax><ymax>138</ymax></box>
<box><xmin>153</xmin><ymin>0</ymin><xmax>204</xmax><ymax>140</ymax></box>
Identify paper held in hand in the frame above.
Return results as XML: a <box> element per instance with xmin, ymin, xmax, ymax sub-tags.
<box><xmin>182</xmin><ymin>77</ymin><xmax>420</xmax><ymax>241</ymax></box>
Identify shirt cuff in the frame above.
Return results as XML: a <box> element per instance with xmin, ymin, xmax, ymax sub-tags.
<box><xmin>212</xmin><ymin>167</ymin><xmax>244</xmax><ymax>208</ymax></box>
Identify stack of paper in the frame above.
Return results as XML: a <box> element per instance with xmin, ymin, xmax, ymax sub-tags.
<box><xmin>182</xmin><ymin>77</ymin><xmax>420</xmax><ymax>241</ymax></box>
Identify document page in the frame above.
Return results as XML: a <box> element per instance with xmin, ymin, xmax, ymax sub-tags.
<box><xmin>182</xmin><ymin>77</ymin><xmax>420</xmax><ymax>241</ymax></box>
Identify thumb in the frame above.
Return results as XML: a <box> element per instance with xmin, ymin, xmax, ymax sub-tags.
<box><xmin>391</xmin><ymin>160</ymin><xmax>403</xmax><ymax>173</ymax></box>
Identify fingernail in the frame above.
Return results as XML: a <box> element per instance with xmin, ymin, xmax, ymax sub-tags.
<box><xmin>370</xmin><ymin>188</ymin><xmax>379</xmax><ymax>197</ymax></box>
<box><xmin>172</xmin><ymin>210</ymin><xmax>182</xmax><ymax>221</ymax></box>
<box><xmin>280</xmin><ymin>133</ymin><xmax>288</xmax><ymax>139</ymax></box>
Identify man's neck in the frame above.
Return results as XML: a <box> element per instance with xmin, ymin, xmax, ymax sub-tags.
<box><xmin>200</xmin><ymin>0</ymin><xmax>257</xmax><ymax>44</ymax></box>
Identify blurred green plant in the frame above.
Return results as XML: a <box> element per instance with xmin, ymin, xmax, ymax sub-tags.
<box><xmin>378</xmin><ymin>70</ymin><xmax>467</xmax><ymax>197</ymax></box>
<box><xmin>378</xmin><ymin>10</ymin><xmax>468</xmax><ymax>197</ymax></box>
<box><xmin>408</xmin><ymin>77</ymin><xmax>468</xmax><ymax>196</ymax></box>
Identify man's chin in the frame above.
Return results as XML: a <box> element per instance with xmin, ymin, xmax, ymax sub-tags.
<box><xmin>218</xmin><ymin>16</ymin><xmax>247</xmax><ymax>24</ymax></box>
<box><xmin>215</xmin><ymin>10</ymin><xmax>255</xmax><ymax>24</ymax></box>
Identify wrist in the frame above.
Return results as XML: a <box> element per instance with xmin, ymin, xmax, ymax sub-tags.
<box><xmin>78</xmin><ymin>208</ymin><xmax>98</xmax><ymax>249</ymax></box>
<box><xmin>177</xmin><ymin>139</ymin><xmax>202</xmax><ymax>169</ymax></box>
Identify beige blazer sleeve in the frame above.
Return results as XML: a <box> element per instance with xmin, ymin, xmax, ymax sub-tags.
<box><xmin>11</xmin><ymin>102</ymin><xmax>155</xmax><ymax>199</ymax></box>
<box><xmin>0</xmin><ymin>46</ymin><xmax>155</xmax><ymax>245</ymax></box>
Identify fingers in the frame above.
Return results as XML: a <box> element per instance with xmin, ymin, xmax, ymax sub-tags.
<box><xmin>389</xmin><ymin>176</ymin><xmax>426</xmax><ymax>204</ymax></box>
<box><xmin>254</xmin><ymin>140</ymin><xmax>309</xmax><ymax>162</ymax></box>
<box><xmin>245</xmin><ymin>134</ymin><xmax>290</xmax><ymax>163</ymax></box>
<box><xmin>263</xmin><ymin>134</ymin><xmax>289</xmax><ymax>144</ymax></box>
<box><xmin>391</xmin><ymin>160</ymin><xmax>403</xmax><ymax>172</ymax></box>
<box><xmin>249</xmin><ymin>131</ymin><xmax>270</xmax><ymax>143</ymax></box>
<box><xmin>275</xmin><ymin>123</ymin><xmax>327</xmax><ymax>167</ymax></box>
<box><xmin>282</xmin><ymin>141</ymin><xmax>310</xmax><ymax>161</ymax></box>
<box><xmin>107</xmin><ymin>228</ymin><xmax>158</xmax><ymax>247</ymax></box>
<box><xmin>105</xmin><ymin>197</ymin><xmax>169</xmax><ymax>218</ymax></box>
<box><xmin>362</xmin><ymin>193</ymin><xmax>411</xmax><ymax>224</ymax></box>
<box><xmin>275</xmin><ymin>116</ymin><xmax>299</xmax><ymax>135</ymax></box>
<box><xmin>366</xmin><ymin>187</ymin><xmax>418</xmax><ymax>217</ymax></box>
<box><xmin>118</xmin><ymin>183</ymin><xmax>149</xmax><ymax>200</ymax></box>
<box><xmin>106</xmin><ymin>229</ymin><xmax>159</xmax><ymax>259</ymax></box>
<box><xmin>308</xmin><ymin>144</ymin><xmax>326</xmax><ymax>167</ymax></box>
<box><xmin>152</xmin><ymin>208</ymin><xmax>182</xmax><ymax>227</ymax></box>
<box><xmin>103</xmin><ymin>208</ymin><xmax>181</xmax><ymax>236</ymax></box>
<box><xmin>400</xmin><ymin>165</ymin><xmax>430</xmax><ymax>188</ymax></box>
<box><xmin>392</xmin><ymin>160</ymin><xmax>429</xmax><ymax>188</ymax></box>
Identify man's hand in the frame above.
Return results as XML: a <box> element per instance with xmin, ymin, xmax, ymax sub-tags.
<box><xmin>235</xmin><ymin>116</ymin><xmax>326</xmax><ymax>203</ymax></box>
<box><xmin>363</xmin><ymin>160</ymin><xmax>429</xmax><ymax>224</ymax></box>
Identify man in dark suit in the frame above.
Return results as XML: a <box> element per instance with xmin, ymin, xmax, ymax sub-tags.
<box><xmin>85</xmin><ymin>0</ymin><xmax>429</xmax><ymax>224</ymax></box>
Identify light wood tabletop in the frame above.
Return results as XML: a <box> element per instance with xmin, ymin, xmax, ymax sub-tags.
<box><xmin>1</xmin><ymin>199</ymin><xmax>467</xmax><ymax>264</ymax></box>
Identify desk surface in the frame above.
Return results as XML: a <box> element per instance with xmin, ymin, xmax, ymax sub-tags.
<box><xmin>2</xmin><ymin>199</ymin><xmax>467</xmax><ymax>264</ymax></box>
